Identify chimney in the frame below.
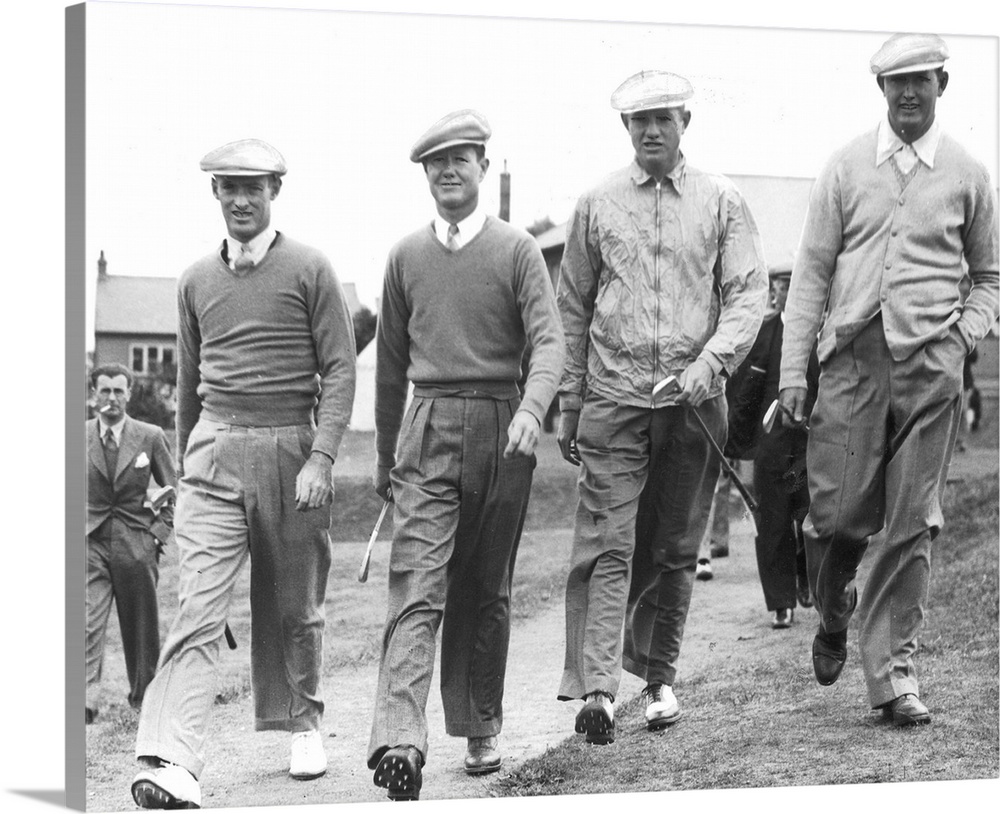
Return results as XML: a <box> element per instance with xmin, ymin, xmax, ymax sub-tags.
<box><xmin>499</xmin><ymin>160</ymin><xmax>510</xmax><ymax>222</ymax></box>
<box><xmin>97</xmin><ymin>250</ymin><xmax>107</xmax><ymax>278</ymax></box>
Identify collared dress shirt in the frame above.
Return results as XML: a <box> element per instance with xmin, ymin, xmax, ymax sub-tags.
<box><xmin>433</xmin><ymin>208</ymin><xmax>487</xmax><ymax>250</ymax></box>
<box><xmin>224</xmin><ymin>226</ymin><xmax>277</xmax><ymax>269</ymax></box>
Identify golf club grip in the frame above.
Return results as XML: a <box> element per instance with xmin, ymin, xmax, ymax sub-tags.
<box><xmin>358</xmin><ymin>496</ymin><xmax>392</xmax><ymax>583</ymax></box>
<box><xmin>690</xmin><ymin>408</ymin><xmax>760</xmax><ymax>514</ymax></box>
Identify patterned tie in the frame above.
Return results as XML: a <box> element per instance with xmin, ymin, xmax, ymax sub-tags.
<box><xmin>103</xmin><ymin>427</ymin><xmax>119</xmax><ymax>479</ymax></box>
<box><xmin>446</xmin><ymin>223</ymin><xmax>460</xmax><ymax>252</ymax></box>
<box><xmin>234</xmin><ymin>242</ymin><xmax>254</xmax><ymax>270</ymax></box>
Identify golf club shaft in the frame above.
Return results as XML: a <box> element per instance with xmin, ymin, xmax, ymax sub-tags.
<box><xmin>358</xmin><ymin>496</ymin><xmax>392</xmax><ymax>583</ymax></box>
<box><xmin>689</xmin><ymin>408</ymin><xmax>760</xmax><ymax>514</ymax></box>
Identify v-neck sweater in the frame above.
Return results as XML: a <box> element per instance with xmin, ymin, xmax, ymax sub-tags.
<box><xmin>375</xmin><ymin>216</ymin><xmax>564</xmax><ymax>468</ymax></box>
<box><xmin>176</xmin><ymin>233</ymin><xmax>357</xmax><ymax>461</ymax></box>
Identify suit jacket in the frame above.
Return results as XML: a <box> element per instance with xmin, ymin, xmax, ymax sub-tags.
<box><xmin>86</xmin><ymin>416</ymin><xmax>177</xmax><ymax>545</ymax></box>
<box><xmin>725</xmin><ymin>312</ymin><xmax>819</xmax><ymax>466</ymax></box>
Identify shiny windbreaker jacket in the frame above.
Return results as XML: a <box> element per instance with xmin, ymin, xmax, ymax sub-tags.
<box><xmin>557</xmin><ymin>158</ymin><xmax>769</xmax><ymax>411</ymax></box>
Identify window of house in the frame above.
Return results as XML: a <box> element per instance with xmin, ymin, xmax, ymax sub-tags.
<box><xmin>129</xmin><ymin>343</ymin><xmax>177</xmax><ymax>375</ymax></box>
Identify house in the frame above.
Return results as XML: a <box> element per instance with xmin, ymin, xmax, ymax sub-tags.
<box><xmin>93</xmin><ymin>252</ymin><xmax>179</xmax><ymax>376</ymax></box>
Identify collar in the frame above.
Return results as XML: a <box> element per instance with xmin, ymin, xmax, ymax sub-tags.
<box><xmin>630</xmin><ymin>154</ymin><xmax>687</xmax><ymax>194</ymax></box>
<box><xmin>224</xmin><ymin>226</ymin><xmax>277</xmax><ymax>268</ymax></box>
<box><xmin>98</xmin><ymin>416</ymin><xmax>126</xmax><ymax>445</ymax></box>
<box><xmin>434</xmin><ymin>207</ymin><xmax>487</xmax><ymax>248</ymax></box>
<box><xmin>876</xmin><ymin>118</ymin><xmax>942</xmax><ymax>169</ymax></box>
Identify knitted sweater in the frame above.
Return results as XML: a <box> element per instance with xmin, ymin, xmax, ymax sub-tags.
<box><xmin>375</xmin><ymin>216</ymin><xmax>564</xmax><ymax>468</ymax></box>
<box><xmin>781</xmin><ymin>126</ymin><xmax>999</xmax><ymax>390</ymax></box>
<box><xmin>176</xmin><ymin>233</ymin><xmax>357</xmax><ymax>461</ymax></box>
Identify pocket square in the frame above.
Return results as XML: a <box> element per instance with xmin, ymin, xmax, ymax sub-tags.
<box><xmin>135</xmin><ymin>452</ymin><xmax>150</xmax><ymax>468</ymax></box>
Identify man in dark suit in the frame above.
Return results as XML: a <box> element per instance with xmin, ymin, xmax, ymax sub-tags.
<box><xmin>728</xmin><ymin>264</ymin><xmax>819</xmax><ymax>628</ymax></box>
<box><xmin>87</xmin><ymin>363</ymin><xmax>176</xmax><ymax>724</ymax></box>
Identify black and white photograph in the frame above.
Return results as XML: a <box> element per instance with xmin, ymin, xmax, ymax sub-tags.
<box><xmin>2</xmin><ymin>1</ymin><xmax>998</xmax><ymax>814</ymax></box>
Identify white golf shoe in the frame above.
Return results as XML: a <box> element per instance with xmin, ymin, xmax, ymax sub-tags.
<box><xmin>131</xmin><ymin>762</ymin><xmax>202</xmax><ymax>809</ymax></box>
<box><xmin>643</xmin><ymin>683</ymin><xmax>682</xmax><ymax>730</ymax></box>
<box><xmin>289</xmin><ymin>729</ymin><xmax>328</xmax><ymax>780</ymax></box>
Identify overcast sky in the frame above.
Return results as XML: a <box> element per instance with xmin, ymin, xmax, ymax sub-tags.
<box><xmin>82</xmin><ymin>0</ymin><xmax>998</xmax><ymax>344</ymax></box>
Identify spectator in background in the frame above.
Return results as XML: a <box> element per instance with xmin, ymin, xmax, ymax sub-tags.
<box><xmin>732</xmin><ymin>264</ymin><xmax>820</xmax><ymax>627</ymax></box>
<box><xmin>86</xmin><ymin>363</ymin><xmax>176</xmax><ymax>725</ymax></box>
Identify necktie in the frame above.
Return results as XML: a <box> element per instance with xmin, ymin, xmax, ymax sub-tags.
<box><xmin>894</xmin><ymin>144</ymin><xmax>918</xmax><ymax>174</ymax></box>
<box><xmin>103</xmin><ymin>427</ymin><xmax>119</xmax><ymax>478</ymax></box>
<box><xmin>234</xmin><ymin>242</ymin><xmax>254</xmax><ymax>270</ymax></box>
<box><xmin>446</xmin><ymin>223</ymin><xmax>460</xmax><ymax>252</ymax></box>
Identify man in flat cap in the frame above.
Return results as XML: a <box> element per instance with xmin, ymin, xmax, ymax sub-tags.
<box><xmin>726</xmin><ymin>263</ymin><xmax>818</xmax><ymax>629</ymax></box>
<box><xmin>131</xmin><ymin>139</ymin><xmax>357</xmax><ymax>808</ymax></box>
<box><xmin>779</xmin><ymin>33</ymin><xmax>998</xmax><ymax>726</ymax></box>
<box><xmin>556</xmin><ymin>70</ymin><xmax>767</xmax><ymax>743</ymax></box>
<box><xmin>366</xmin><ymin>109</ymin><xmax>563</xmax><ymax>800</ymax></box>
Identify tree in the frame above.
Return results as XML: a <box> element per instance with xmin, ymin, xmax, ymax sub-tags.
<box><xmin>353</xmin><ymin>306</ymin><xmax>377</xmax><ymax>354</ymax></box>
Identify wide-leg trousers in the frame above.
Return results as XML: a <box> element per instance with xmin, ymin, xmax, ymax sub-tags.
<box><xmin>367</xmin><ymin>396</ymin><xmax>533</xmax><ymax>768</ymax></box>
<box><xmin>558</xmin><ymin>392</ymin><xmax>724</xmax><ymax>699</ymax></box>
<box><xmin>86</xmin><ymin>519</ymin><xmax>161</xmax><ymax>710</ymax></box>
<box><xmin>135</xmin><ymin>420</ymin><xmax>332</xmax><ymax>779</ymax></box>
<box><xmin>753</xmin><ymin>460</ymin><xmax>809</xmax><ymax>611</ymax></box>
<box><xmin>804</xmin><ymin>315</ymin><xmax>963</xmax><ymax>707</ymax></box>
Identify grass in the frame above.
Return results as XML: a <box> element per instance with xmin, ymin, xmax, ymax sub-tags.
<box><xmin>492</xmin><ymin>473</ymin><xmax>1000</xmax><ymax>796</ymax></box>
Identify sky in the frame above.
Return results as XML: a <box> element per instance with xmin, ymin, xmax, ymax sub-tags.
<box><xmin>81</xmin><ymin>0</ymin><xmax>999</xmax><ymax>342</ymax></box>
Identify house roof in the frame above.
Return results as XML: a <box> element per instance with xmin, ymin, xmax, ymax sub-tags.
<box><xmin>95</xmin><ymin>275</ymin><xmax>178</xmax><ymax>335</ymax></box>
<box><xmin>533</xmin><ymin>223</ymin><xmax>567</xmax><ymax>252</ymax></box>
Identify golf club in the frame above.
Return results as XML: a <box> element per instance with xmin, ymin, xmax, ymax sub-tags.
<box><xmin>653</xmin><ymin>375</ymin><xmax>760</xmax><ymax>528</ymax></box>
<box><xmin>359</xmin><ymin>489</ymin><xmax>393</xmax><ymax>583</ymax></box>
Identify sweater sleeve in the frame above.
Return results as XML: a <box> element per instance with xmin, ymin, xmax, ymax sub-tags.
<box><xmin>556</xmin><ymin>195</ymin><xmax>600</xmax><ymax>412</ymax></box>
<box><xmin>780</xmin><ymin>161</ymin><xmax>842</xmax><ymax>391</ymax></box>
<box><xmin>175</xmin><ymin>272</ymin><xmax>202</xmax><ymax>461</ymax></box>
<box><xmin>308</xmin><ymin>258</ymin><xmax>357</xmax><ymax>462</ymax></box>
<box><xmin>513</xmin><ymin>234</ymin><xmax>565</xmax><ymax>424</ymax></box>
<box><xmin>955</xmin><ymin>165</ymin><xmax>1000</xmax><ymax>351</ymax></box>
<box><xmin>374</xmin><ymin>251</ymin><xmax>412</xmax><ymax>469</ymax></box>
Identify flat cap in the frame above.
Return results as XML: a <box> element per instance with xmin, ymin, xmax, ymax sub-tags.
<box><xmin>611</xmin><ymin>70</ymin><xmax>694</xmax><ymax>114</ymax></box>
<box><xmin>870</xmin><ymin>33</ymin><xmax>949</xmax><ymax>77</ymax></box>
<box><xmin>410</xmin><ymin>109</ymin><xmax>492</xmax><ymax>163</ymax></box>
<box><xmin>768</xmin><ymin>262</ymin><xmax>793</xmax><ymax>281</ymax></box>
<box><xmin>199</xmin><ymin>138</ymin><xmax>287</xmax><ymax>176</ymax></box>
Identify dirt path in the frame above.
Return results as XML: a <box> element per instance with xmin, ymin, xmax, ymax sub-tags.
<box><xmin>86</xmin><ymin>447</ymin><xmax>997</xmax><ymax>811</ymax></box>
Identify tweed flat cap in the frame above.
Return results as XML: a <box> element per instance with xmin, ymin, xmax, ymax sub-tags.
<box><xmin>410</xmin><ymin>110</ymin><xmax>492</xmax><ymax>163</ymax></box>
<box><xmin>199</xmin><ymin>139</ymin><xmax>287</xmax><ymax>176</ymax></box>
<box><xmin>870</xmin><ymin>33</ymin><xmax>949</xmax><ymax>77</ymax></box>
<box><xmin>768</xmin><ymin>262</ymin><xmax>793</xmax><ymax>281</ymax></box>
<box><xmin>611</xmin><ymin>70</ymin><xmax>694</xmax><ymax>114</ymax></box>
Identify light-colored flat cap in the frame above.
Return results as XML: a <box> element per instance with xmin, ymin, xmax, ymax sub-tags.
<box><xmin>410</xmin><ymin>109</ymin><xmax>492</xmax><ymax>163</ymax></box>
<box><xmin>611</xmin><ymin>70</ymin><xmax>694</xmax><ymax>114</ymax></box>
<box><xmin>199</xmin><ymin>138</ymin><xmax>287</xmax><ymax>176</ymax></box>
<box><xmin>768</xmin><ymin>262</ymin><xmax>793</xmax><ymax>281</ymax></box>
<box><xmin>870</xmin><ymin>33</ymin><xmax>949</xmax><ymax>77</ymax></box>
